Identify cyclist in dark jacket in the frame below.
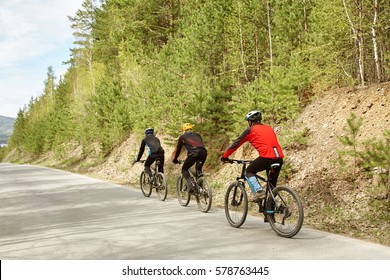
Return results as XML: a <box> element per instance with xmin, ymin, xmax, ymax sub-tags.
<box><xmin>221</xmin><ymin>110</ymin><xmax>284</xmax><ymax>202</ymax></box>
<box><xmin>172</xmin><ymin>123</ymin><xmax>207</xmax><ymax>191</ymax></box>
<box><xmin>135</xmin><ymin>128</ymin><xmax>165</xmax><ymax>180</ymax></box>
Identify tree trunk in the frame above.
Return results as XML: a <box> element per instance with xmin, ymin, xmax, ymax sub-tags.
<box><xmin>237</xmin><ymin>0</ymin><xmax>248</xmax><ymax>82</ymax></box>
<box><xmin>267</xmin><ymin>0</ymin><xmax>273</xmax><ymax>68</ymax></box>
<box><xmin>343</xmin><ymin>0</ymin><xmax>365</xmax><ymax>86</ymax></box>
<box><xmin>170</xmin><ymin>0</ymin><xmax>175</xmax><ymax>34</ymax></box>
<box><xmin>302</xmin><ymin>0</ymin><xmax>308</xmax><ymax>33</ymax></box>
<box><xmin>372</xmin><ymin>0</ymin><xmax>381</xmax><ymax>82</ymax></box>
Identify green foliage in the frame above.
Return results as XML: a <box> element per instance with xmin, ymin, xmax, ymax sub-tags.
<box><xmin>336</xmin><ymin>113</ymin><xmax>363</xmax><ymax>178</ymax></box>
<box><xmin>281</xmin><ymin>126</ymin><xmax>310</xmax><ymax>151</ymax></box>
<box><xmin>89</xmin><ymin>73</ymin><xmax>132</xmax><ymax>155</ymax></box>
<box><xmin>359</xmin><ymin>130</ymin><xmax>390</xmax><ymax>198</ymax></box>
<box><xmin>5</xmin><ymin>0</ymin><xmax>390</xmax><ymax>165</ymax></box>
<box><xmin>359</xmin><ymin>130</ymin><xmax>390</xmax><ymax>171</ymax></box>
<box><xmin>0</xmin><ymin>146</ymin><xmax>7</xmax><ymax>161</ymax></box>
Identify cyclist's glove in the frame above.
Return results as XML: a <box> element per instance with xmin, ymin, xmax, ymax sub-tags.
<box><xmin>172</xmin><ymin>158</ymin><xmax>179</xmax><ymax>164</ymax></box>
<box><xmin>220</xmin><ymin>157</ymin><xmax>230</xmax><ymax>163</ymax></box>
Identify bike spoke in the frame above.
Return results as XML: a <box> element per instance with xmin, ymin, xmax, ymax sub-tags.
<box><xmin>225</xmin><ymin>182</ymin><xmax>248</xmax><ymax>228</ymax></box>
<box><xmin>196</xmin><ymin>178</ymin><xmax>212</xmax><ymax>213</ymax></box>
<box><xmin>267</xmin><ymin>186</ymin><xmax>304</xmax><ymax>238</ymax></box>
<box><xmin>176</xmin><ymin>176</ymin><xmax>190</xmax><ymax>206</ymax></box>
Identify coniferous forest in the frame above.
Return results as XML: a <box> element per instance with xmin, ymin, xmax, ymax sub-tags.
<box><xmin>4</xmin><ymin>0</ymin><xmax>390</xmax><ymax>160</ymax></box>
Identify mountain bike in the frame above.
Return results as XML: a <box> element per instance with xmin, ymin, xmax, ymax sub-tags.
<box><xmin>137</xmin><ymin>159</ymin><xmax>167</xmax><ymax>201</ymax></box>
<box><xmin>175</xmin><ymin>161</ymin><xmax>212</xmax><ymax>213</ymax></box>
<box><xmin>224</xmin><ymin>159</ymin><xmax>304</xmax><ymax>238</ymax></box>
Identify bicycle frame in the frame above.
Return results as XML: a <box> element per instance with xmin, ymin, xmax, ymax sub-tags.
<box><xmin>137</xmin><ymin>158</ymin><xmax>167</xmax><ymax>201</ymax></box>
<box><xmin>139</xmin><ymin>158</ymin><xmax>162</xmax><ymax>177</ymax></box>
<box><xmin>177</xmin><ymin>160</ymin><xmax>203</xmax><ymax>185</ymax></box>
<box><xmin>175</xmin><ymin>160</ymin><xmax>212</xmax><ymax>212</ymax></box>
<box><xmin>232</xmin><ymin>159</ymin><xmax>276</xmax><ymax>205</ymax></box>
<box><xmin>224</xmin><ymin>159</ymin><xmax>304</xmax><ymax>237</ymax></box>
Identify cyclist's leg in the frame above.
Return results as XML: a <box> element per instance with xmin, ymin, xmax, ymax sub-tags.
<box><xmin>155</xmin><ymin>152</ymin><xmax>165</xmax><ymax>173</ymax></box>
<box><xmin>262</xmin><ymin>158</ymin><xmax>283</xmax><ymax>222</ymax></box>
<box><xmin>182</xmin><ymin>156</ymin><xmax>196</xmax><ymax>187</ymax></box>
<box><xmin>144</xmin><ymin>156</ymin><xmax>155</xmax><ymax>179</ymax></box>
<box><xmin>268</xmin><ymin>158</ymin><xmax>283</xmax><ymax>188</ymax></box>
<box><xmin>195</xmin><ymin>149</ymin><xmax>207</xmax><ymax>176</ymax></box>
<box><xmin>246</xmin><ymin>157</ymin><xmax>267</xmax><ymax>193</ymax></box>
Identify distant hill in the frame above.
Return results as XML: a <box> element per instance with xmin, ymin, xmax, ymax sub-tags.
<box><xmin>0</xmin><ymin>115</ymin><xmax>16</xmax><ymax>145</ymax></box>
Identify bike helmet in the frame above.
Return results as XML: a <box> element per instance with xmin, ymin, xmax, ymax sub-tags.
<box><xmin>145</xmin><ymin>127</ymin><xmax>154</xmax><ymax>135</ymax></box>
<box><xmin>182</xmin><ymin>123</ymin><xmax>193</xmax><ymax>132</ymax></box>
<box><xmin>245</xmin><ymin>110</ymin><xmax>262</xmax><ymax>122</ymax></box>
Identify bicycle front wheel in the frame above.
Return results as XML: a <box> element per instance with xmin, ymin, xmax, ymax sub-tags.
<box><xmin>266</xmin><ymin>186</ymin><xmax>304</xmax><ymax>238</ymax></box>
<box><xmin>196</xmin><ymin>177</ymin><xmax>212</xmax><ymax>213</ymax></box>
<box><xmin>224</xmin><ymin>181</ymin><xmax>248</xmax><ymax>228</ymax></box>
<box><xmin>140</xmin><ymin>171</ymin><xmax>152</xmax><ymax>197</ymax></box>
<box><xmin>156</xmin><ymin>173</ymin><xmax>168</xmax><ymax>201</ymax></box>
<box><xmin>176</xmin><ymin>175</ymin><xmax>190</xmax><ymax>206</ymax></box>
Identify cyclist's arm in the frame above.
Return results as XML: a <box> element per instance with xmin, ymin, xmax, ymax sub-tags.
<box><xmin>172</xmin><ymin>136</ymin><xmax>184</xmax><ymax>161</ymax></box>
<box><xmin>136</xmin><ymin>139</ymin><xmax>146</xmax><ymax>161</ymax></box>
<box><xmin>222</xmin><ymin>128</ymin><xmax>250</xmax><ymax>158</ymax></box>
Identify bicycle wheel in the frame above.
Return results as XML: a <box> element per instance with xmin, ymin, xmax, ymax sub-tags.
<box><xmin>176</xmin><ymin>175</ymin><xmax>190</xmax><ymax>206</ymax></box>
<box><xmin>196</xmin><ymin>177</ymin><xmax>212</xmax><ymax>213</ymax></box>
<box><xmin>266</xmin><ymin>186</ymin><xmax>304</xmax><ymax>238</ymax></box>
<box><xmin>140</xmin><ymin>171</ymin><xmax>152</xmax><ymax>197</ymax></box>
<box><xmin>224</xmin><ymin>181</ymin><xmax>248</xmax><ymax>228</ymax></box>
<box><xmin>156</xmin><ymin>173</ymin><xmax>168</xmax><ymax>201</ymax></box>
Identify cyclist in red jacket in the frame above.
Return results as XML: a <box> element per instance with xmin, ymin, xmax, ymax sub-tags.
<box><xmin>172</xmin><ymin>123</ymin><xmax>208</xmax><ymax>192</ymax></box>
<box><xmin>221</xmin><ymin>110</ymin><xmax>284</xmax><ymax>202</ymax></box>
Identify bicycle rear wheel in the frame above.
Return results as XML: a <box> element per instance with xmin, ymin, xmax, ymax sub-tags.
<box><xmin>224</xmin><ymin>181</ymin><xmax>248</xmax><ymax>228</ymax></box>
<box><xmin>196</xmin><ymin>177</ymin><xmax>212</xmax><ymax>213</ymax></box>
<box><xmin>140</xmin><ymin>171</ymin><xmax>152</xmax><ymax>197</ymax></box>
<box><xmin>176</xmin><ymin>175</ymin><xmax>190</xmax><ymax>206</ymax></box>
<box><xmin>155</xmin><ymin>173</ymin><xmax>168</xmax><ymax>201</ymax></box>
<box><xmin>266</xmin><ymin>186</ymin><xmax>304</xmax><ymax>238</ymax></box>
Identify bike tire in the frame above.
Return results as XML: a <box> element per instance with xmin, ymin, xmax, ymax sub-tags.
<box><xmin>176</xmin><ymin>175</ymin><xmax>190</xmax><ymax>206</ymax></box>
<box><xmin>156</xmin><ymin>173</ymin><xmax>168</xmax><ymax>201</ymax></box>
<box><xmin>140</xmin><ymin>171</ymin><xmax>152</xmax><ymax>197</ymax></box>
<box><xmin>266</xmin><ymin>186</ymin><xmax>304</xmax><ymax>238</ymax></box>
<box><xmin>224</xmin><ymin>181</ymin><xmax>248</xmax><ymax>228</ymax></box>
<box><xmin>196</xmin><ymin>177</ymin><xmax>212</xmax><ymax>213</ymax></box>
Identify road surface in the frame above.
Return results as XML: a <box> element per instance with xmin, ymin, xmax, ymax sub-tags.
<box><xmin>1</xmin><ymin>162</ymin><xmax>390</xmax><ymax>260</ymax></box>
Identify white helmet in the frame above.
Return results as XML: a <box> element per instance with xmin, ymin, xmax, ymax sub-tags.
<box><xmin>245</xmin><ymin>110</ymin><xmax>262</xmax><ymax>122</ymax></box>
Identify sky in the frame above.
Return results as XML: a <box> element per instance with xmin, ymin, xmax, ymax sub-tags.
<box><xmin>0</xmin><ymin>0</ymin><xmax>85</xmax><ymax>118</ymax></box>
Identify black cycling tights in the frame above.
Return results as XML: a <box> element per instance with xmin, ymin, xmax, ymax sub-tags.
<box><xmin>246</xmin><ymin>157</ymin><xmax>283</xmax><ymax>188</ymax></box>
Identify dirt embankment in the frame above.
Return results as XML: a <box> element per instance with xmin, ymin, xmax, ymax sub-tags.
<box><xmin>5</xmin><ymin>82</ymin><xmax>390</xmax><ymax>245</ymax></box>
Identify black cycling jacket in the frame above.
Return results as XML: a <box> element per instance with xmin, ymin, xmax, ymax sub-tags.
<box><xmin>136</xmin><ymin>134</ymin><xmax>164</xmax><ymax>161</ymax></box>
<box><xmin>173</xmin><ymin>132</ymin><xmax>206</xmax><ymax>159</ymax></box>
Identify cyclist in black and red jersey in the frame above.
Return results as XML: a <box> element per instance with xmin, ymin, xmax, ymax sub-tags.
<box><xmin>221</xmin><ymin>110</ymin><xmax>284</xmax><ymax>202</ymax></box>
<box><xmin>135</xmin><ymin>128</ymin><xmax>165</xmax><ymax>181</ymax></box>
<box><xmin>172</xmin><ymin>123</ymin><xmax>208</xmax><ymax>192</ymax></box>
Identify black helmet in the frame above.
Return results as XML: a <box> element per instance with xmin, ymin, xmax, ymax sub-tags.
<box><xmin>145</xmin><ymin>127</ymin><xmax>154</xmax><ymax>135</ymax></box>
<box><xmin>245</xmin><ymin>110</ymin><xmax>262</xmax><ymax>122</ymax></box>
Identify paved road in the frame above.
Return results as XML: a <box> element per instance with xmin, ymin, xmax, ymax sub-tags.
<box><xmin>1</xmin><ymin>162</ymin><xmax>390</xmax><ymax>260</ymax></box>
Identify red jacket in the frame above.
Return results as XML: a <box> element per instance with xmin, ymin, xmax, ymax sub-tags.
<box><xmin>223</xmin><ymin>123</ymin><xmax>284</xmax><ymax>159</ymax></box>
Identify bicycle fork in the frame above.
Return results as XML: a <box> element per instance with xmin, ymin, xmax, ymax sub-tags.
<box><xmin>231</xmin><ymin>182</ymin><xmax>244</xmax><ymax>207</ymax></box>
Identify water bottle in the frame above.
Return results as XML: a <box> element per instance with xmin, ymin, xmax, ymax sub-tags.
<box><xmin>246</xmin><ymin>176</ymin><xmax>262</xmax><ymax>193</ymax></box>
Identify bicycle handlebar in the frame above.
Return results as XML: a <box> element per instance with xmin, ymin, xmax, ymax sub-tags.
<box><xmin>224</xmin><ymin>159</ymin><xmax>252</xmax><ymax>164</ymax></box>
